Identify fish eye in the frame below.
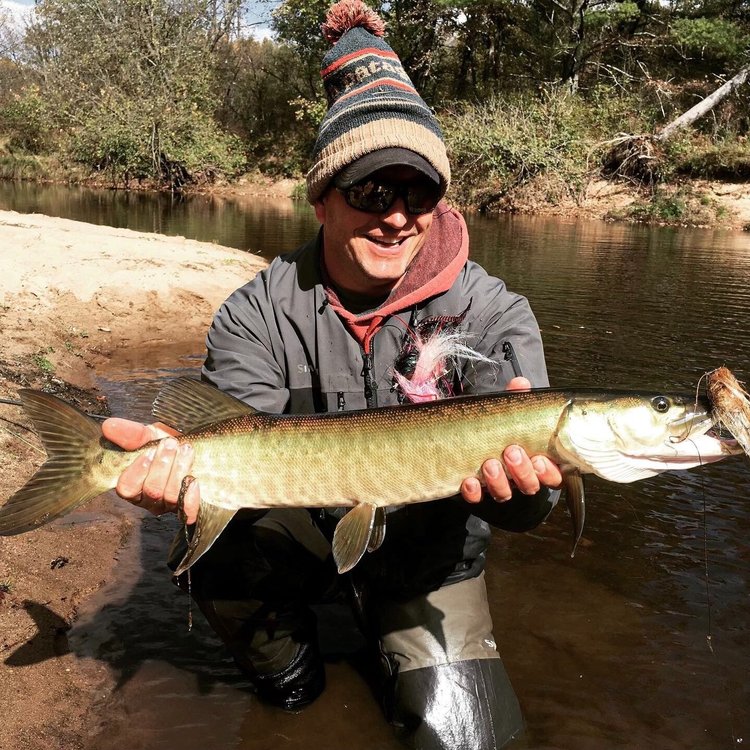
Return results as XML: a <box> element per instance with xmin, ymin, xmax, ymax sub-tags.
<box><xmin>651</xmin><ymin>396</ymin><xmax>670</xmax><ymax>413</ymax></box>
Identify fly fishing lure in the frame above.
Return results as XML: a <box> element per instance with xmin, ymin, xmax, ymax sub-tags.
<box><xmin>706</xmin><ymin>366</ymin><xmax>750</xmax><ymax>458</ymax></box>
<box><xmin>392</xmin><ymin>304</ymin><xmax>495</xmax><ymax>403</ymax></box>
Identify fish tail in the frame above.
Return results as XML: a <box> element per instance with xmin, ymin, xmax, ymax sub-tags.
<box><xmin>0</xmin><ymin>390</ymin><xmax>108</xmax><ymax>535</ymax></box>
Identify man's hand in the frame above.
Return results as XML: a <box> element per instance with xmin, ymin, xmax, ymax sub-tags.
<box><xmin>460</xmin><ymin>377</ymin><xmax>563</xmax><ymax>504</ymax></box>
<box><xmin>102</xmin><ymin>418</ymin><xmax>200</xmax><ymax>524</ymax></box>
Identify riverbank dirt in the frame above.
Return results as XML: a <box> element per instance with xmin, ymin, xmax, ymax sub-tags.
<box><xmin>0</xmin><ymin>210</ymin><xmax>266</xmax><ymax>750</ymax></box>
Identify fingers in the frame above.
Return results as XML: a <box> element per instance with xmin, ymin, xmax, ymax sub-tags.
<box><xmin>460</xmin><ymin>476</ymin><xmax>484</xmax><ymax>504</ymax></box>
<box><xmin>506</xmin><ymin>376</ymin><xmax>531</xmax><ymax>392</ymax></box>
<box><xmin>102</xmin><ymin>418</ymin><xmax>177</xmax><ymax>450</ymax></box>
<box><xmin>502</xmin><ymin>446</ymin><xmax>538</xmax><ymax>498</ymax></box>
<box><xmin>141</xmin><ymin>438</ymin><xmax>181</xmax><ymax>506</ymax></box>
<box><xmin>460</xmin><ymin>448</ymin><xmax>563</xmax><ymax>505</ymax></box>
<box><xmin>530</xmin><ymin>454</ymin><xmax>563</xmax><ymax>490</ymax></box>
<box><xmin>460</xmin><ymin>458</ymin><xmax>514</xmax><ymax>503</ymax></box>
<box><xmin>114</xmin><ymin>436</ymin><xmax>198</xmax><ymax>519</ymax></box>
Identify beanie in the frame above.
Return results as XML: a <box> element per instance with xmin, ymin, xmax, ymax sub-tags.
<box><xmin>305</xmin><ymin>0</ymin><xmax>451</xmax><ymax>203</ymax></box>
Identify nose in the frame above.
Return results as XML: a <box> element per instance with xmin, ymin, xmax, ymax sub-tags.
<box><xmin>379</xmin><ymin>196</ymin><xmax>410</xmax><ymax>228</ymax></box>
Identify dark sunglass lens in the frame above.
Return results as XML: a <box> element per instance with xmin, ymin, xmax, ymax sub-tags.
<box><xmin>406</xmin><ymin>184</ymin><xmax>440</xmax><ymax>214</ymax></box>
<box><xmin>346</xmin><ymin>181</ymin><xmax>395</xmax><ymax>212</ymax></box>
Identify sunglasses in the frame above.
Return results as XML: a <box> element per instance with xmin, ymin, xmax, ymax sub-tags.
<box><xmin>336</xmin><ymin>178</ymin><xmax>441</xmax><ymax>215</ymax></box>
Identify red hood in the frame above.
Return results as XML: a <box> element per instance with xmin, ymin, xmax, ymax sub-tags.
<box><xmin>323</xmin><ymin>203</ymin><xmax>469</xmax><ymax>351</ymax></box>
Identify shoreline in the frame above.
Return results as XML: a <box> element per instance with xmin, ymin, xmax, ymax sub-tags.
<box><xmin>200</xmin><ymin>174</ymin><xmax>750</xmax><ymax>230</ymax></box>
<box><xmin>0</xmin><ymin>210</ymin><xmax>266</xmax><ymax>750</ymax></box>
<box><xmin>4</xmin><ymin>172</ymin><xmax>750</xmax><ymax>230</ymax></box>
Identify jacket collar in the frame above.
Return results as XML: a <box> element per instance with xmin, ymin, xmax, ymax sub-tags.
<box><xmin>322</xmin><ymin>202</ymin><xmax>469</xmax><ymax>350</ymax></box>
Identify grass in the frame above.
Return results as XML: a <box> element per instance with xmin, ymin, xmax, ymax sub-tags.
<box><xmin>31</xmin><ymin>348</ymin><xmax>55</xmax><ymax>374</ymax></box>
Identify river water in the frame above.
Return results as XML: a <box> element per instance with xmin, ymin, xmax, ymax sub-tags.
<box><xmin>2</xmin><ymin>182</ymin><xmax>749</xmax><ymax>749</ymax></box>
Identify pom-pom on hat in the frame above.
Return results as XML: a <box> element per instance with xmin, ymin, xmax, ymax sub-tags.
<box><xmin>306</xmin><ymin>0</ymin><xmax>450</xmax><ymax>204</ymax></box>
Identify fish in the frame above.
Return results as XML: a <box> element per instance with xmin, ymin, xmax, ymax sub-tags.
<box><xmin>0</xmin><ymin>377</ymin><xmax>742</xmax><ymax>575</ymax></box>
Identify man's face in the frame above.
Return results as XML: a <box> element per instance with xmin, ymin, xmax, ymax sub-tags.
<box><xmin>314</xmin><ymin>165</ymin><xmax>436</xmax><ymax>297</ymax></box>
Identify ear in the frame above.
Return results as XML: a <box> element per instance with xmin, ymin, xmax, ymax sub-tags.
<box><xmin>314</xmin><ymin>199</ymin><xmax>326</xmax><ymax>224</ymax></box>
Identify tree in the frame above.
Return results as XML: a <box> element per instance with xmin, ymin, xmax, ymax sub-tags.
<box><xmin>656</xmin><ymin>62</ymin><xmax>750</xmax><ymax>140</ymax></box>
<box><xmin>20</xmin><ymin>0</ymin><xmax>246</xmax><ymax>186</ymax></box>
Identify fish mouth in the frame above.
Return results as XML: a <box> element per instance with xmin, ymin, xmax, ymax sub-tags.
<box><xmin>667</xmin><ymin>405</ymin><xmax>712</xmax><ymax>435</ymax></box>
<box><xmin>656</xmin><ymin>410</ymin><xmax>741</xmax><ymax>463</ymax></box>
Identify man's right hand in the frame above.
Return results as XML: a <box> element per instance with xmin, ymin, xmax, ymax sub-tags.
<box><xmin>102</xmin><ymin>419</ymin><xmax>200</xmax><ymax>524</ymax></box>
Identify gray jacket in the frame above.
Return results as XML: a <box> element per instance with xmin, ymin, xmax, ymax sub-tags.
<box><xmin>202</xmin><ymin>230</ymin><xmax>557</xmax><ymax>598</ymax></box>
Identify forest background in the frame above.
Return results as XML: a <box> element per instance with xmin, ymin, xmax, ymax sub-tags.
<box><xmin>0</xmin><ymin>0</ymin><xmax>748</xmax><ymax>225</ymax></box>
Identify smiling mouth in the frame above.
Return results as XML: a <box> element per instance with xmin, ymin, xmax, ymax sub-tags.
<box><xmin>368</xmin><ymin>235</ymin><xmax>409</xmax><ymax>248</ymax></box>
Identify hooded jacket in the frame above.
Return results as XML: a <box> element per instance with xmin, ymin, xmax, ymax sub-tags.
<box><xmin>202</xmin><ymin>204</ymin><xmax>557</xmax><ymax>598</ymax></box>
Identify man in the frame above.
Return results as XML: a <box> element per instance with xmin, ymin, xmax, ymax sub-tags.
<box><xmin>104</xmin><ymin>2</ymin><xmax>562</xmax><ymax>747</ymax></box>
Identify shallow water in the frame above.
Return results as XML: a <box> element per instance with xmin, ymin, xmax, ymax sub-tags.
<box><xmin>2</xmin><ymin>184</ymin><xmax>749</xmax><ymax>748</ymax></box>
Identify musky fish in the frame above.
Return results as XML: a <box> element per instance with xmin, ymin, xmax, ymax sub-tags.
<box><xmin>0</xmin><ymin>378</ymin><xmax>742</xmax><ymax>574</ymax></box>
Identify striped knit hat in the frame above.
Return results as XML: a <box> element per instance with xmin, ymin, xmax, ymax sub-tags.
<box><xmin>306</xmin><ymin>0</ymin><xmax>451</xmax><ymax>203</ymax></box>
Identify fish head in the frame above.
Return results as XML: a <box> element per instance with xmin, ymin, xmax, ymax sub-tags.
<box><xmin>556</xmin><ymin>392</ymin><xmax>740</xmax><ymax>483</ymax></box>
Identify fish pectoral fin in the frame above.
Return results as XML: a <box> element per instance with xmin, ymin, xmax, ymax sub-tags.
<box><xmin>172</xmin><ymin>503</ymin><xmax>238</xmax><ymax>577</ymax></box>
<box><xmin>563</xmin><ymin>472</ymin><xmax>586</xmax><ymax>558</ymax></box>
<box><xmin>332</xmin><ymin>503</ymin><xmax>383</xmax><ymax>574</ymax></box>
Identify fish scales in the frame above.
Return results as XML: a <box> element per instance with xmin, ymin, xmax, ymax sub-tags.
<box><xmin>145</xmin><ymin>391</ymin><xmax>570</xmax><ymax>511</ymax></box>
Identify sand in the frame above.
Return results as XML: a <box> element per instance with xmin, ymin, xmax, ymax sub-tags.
<box><xmin>0</xmin><ymin>210</ymin><xmax>267</xmax><ymax>750</ymax></box>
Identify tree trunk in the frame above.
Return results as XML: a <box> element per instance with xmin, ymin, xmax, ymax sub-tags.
<box><xmin>656</xmin><ymin>63</ymin><xmax>750</xmax><ymax>141</ymax></box>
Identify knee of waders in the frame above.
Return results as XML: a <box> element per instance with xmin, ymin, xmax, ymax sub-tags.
<box><xmin>372</xmin><ymin>574</ymin><xmax>524</xmax><ymax>749</ymax></box>
<box><xmin>388</xmin><ymin>658</ymin><xmax>524</xmax><ymax>750</ymax></box>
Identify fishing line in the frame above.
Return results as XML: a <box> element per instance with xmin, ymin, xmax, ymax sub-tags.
<box><xmin>693</xmin><ymin>371</ymin><xmax>716</xmax><ymax>653</ymax></box>
<box><xmin>687</xmin><ymin>433</ymin><xmax>714</xmax><ymax>653</ymax></box>
<box><xmin>0</xmin><ymin>425</ymin><xmax>45</xmax><ymax>455</ymax></box>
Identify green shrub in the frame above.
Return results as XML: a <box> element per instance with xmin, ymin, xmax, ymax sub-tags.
<box><xmin>610</xmin><ymin>185</ymin><xmax>726</xmax><ymax>226</ymax></box>
<box><xmin>440</xmin><ymin>90</ymin><xmax>591</xmax><ymax>209</ymax></box>
<box><xmin>0</xmin><ymin>87</ymin><xmax>56</xmax><ymax>153</ymax></box>
<box><xmin>67</xmin><ymin>99</ymin><xmax>245</xmax><ymax>187</ymax></box>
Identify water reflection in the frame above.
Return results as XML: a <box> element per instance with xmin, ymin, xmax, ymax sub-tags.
<box><xmin>0</xmin><ymin>181</ymin><xmax>320</xmax><ymax>259</ymax></box>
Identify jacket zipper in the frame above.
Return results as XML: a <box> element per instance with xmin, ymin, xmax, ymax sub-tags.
<box><xmin>362</xmin><ymin>346</ymin><xmax>378</xmax><ymax>408</ymax></box>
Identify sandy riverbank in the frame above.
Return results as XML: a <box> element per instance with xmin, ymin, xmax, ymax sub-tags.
<box><xmin>0</xmin><ymin>210</ymin><xmax>266</xmax><ymax>750</ymax></box>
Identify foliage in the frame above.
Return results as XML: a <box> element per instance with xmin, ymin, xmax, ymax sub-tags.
<box><xmin>16</xmin><ymin>0</ymin><xmax>246</xmax><ymax>187</ymax></box>
<box><xmin>0</xmin><ymin>86</ymin><xmax>54</xmax><ymax>153</ymax></box>
<box><xmin>68</xmin><ymin>99</ymin><xmax>245</xmax><ymax>187</ymax></box>
<box><xmin>0</xmin><ymin>0</ymin><xmax>747</xmax><ymax>210</ymax></box>
<box><xmin>441</xmin><ymin>90</ymin><xmax>591</xmax><ymax>209</ymax></box>
<box><xmin>670</xmin><ymin>136</ymin><xmax>750</xmax><ymax>180</ymax></box>
<box><xmin>31</xmin><ymin>349</ymin><xmax>55</xmax><ymax>374</ymax></box>
<box><xmin>214</xmin><ymin>36</ymin><xmax>321</xmax><ymax>176</ymax></box>
<box><xmin>610</xmin><ymin>185</ymin><xmax>728</xmax><ymax>225</ymax></box>
<box><xmin>670</xmin><ymin>17</ymin><xmax>750</xmax><ymax>68</ymax></box>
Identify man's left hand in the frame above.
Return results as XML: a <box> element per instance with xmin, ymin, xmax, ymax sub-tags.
<box><xmin>460</xmin><ymin>377</ymin><xmax>563</xmax><ymax>504</ymax></box>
